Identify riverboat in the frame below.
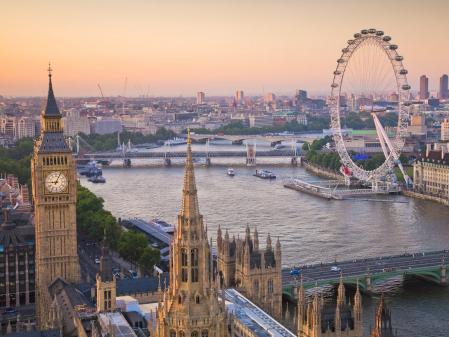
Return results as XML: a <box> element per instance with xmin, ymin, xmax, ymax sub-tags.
<box><xmin>227</xmin><ymin>168</ymin><xmax>235</xmax><ymax>176</ymax></box>
<box><xmin>254</xmin><ymin>169</ymin><xmax>276</xmax><ymax>179</ymax></box>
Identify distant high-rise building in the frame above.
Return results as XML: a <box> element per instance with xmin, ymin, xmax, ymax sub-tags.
<box><xmin>439</xmin><ymin>74</ymin><xmax>448</xmax><ymax>99</ymax></box>
<box><xmin>235</xmin><ymin>90</ymin><xmax>244</xmax><ymax>103</ymax></box>
<box><xmin>419</xmin><ymin>75</ymin><xmax>429</xmax><ymax>100</ymax></box>
<box><xmin>441</xmin><ymin>118</ymin><xmax>449</xmax><ymax>141</ymax></box>
<box><xmin>264</xmin><ymin>92</ymin><xmax>276</xmax><ymax>104</ymax></box>
<box><xmin>196</xmin><ymin>91</ymin><xmax>205</xmax><ymax>105</ymax></box>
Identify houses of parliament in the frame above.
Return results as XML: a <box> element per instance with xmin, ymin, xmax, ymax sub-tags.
<box><xmin>0</xmin><ymin>70</ymin><xmax>395</xmax><ymax>337</ymax></box>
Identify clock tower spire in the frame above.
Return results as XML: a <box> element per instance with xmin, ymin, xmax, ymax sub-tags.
<box><xmin>32</xmin><ymin>67</ymin><xmax>80</xmax><ymax>329</ymax></box>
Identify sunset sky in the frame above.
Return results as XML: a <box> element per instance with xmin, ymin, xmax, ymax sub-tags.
<box><xmin>1</xmin><ymin>0</ymin><xmax>448</xmax><ymax>97</ymax></box>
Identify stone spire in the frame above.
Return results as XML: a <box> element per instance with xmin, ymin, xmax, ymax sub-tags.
<box><xmin>354</xmin><ymin>279</ymin><xmax>363</xmax><ymax>335</ymax></box>
<box><xmin>245</xmin><ymin>224</ymin><xmax>251</xmax><ymax>241</ymax></box>
<box><xmin>370</xmin><ymin>294</ymin><xmax>395</xmax><ymax>337</ymax></box>
<box><xmin>337</xmin><ymin>272</ymin><xmax>345</xmax><ymax>307</ymax></box>
<box><xmin>297</xmin><ymin>277</ymin><xmax>306</xmax><ymax>336</ymax></box>
<box><xmin>179</xmin><ymin>129</ymin><xmax>201</xmax><ymax>225</ymax></box>
<box><xmin>266</xmin><ymin>233</ymin><xmax>272</xmax><ymax>250</ymax></box>
<box><xmin>44</xmin><ymin>63</ymin><xmax>61</xmax><ymax>117</ymax></box>
<box><xmin>253</xmin><ymin>226</ymin><xmax>259</xmax><ymax>251</ymax></box>
<box><xmin>99</xmin><ymin>231</ymin><xmax>113</xmax><ymax>282</ymax></box>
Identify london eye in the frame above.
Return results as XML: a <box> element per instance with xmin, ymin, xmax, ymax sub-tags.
<box><xmin>328</xmin><ymin>29</ymin><xmax>411</xmax><ymax>185</ymax></box>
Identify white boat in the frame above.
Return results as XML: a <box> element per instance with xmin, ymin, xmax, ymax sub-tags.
<box><xmin>149</xmin><ymin>219</ymin><xmax>175</xmax><ymax>234</ymax></box>
<box><xmin>164</xmin><ymin>137</ymin><xmax>187</xmax><ymax>146</ymax></box>
<box><xmin>227</xmin><ymin>168</ymin><xmax>235</xmax><ymax>176</ymax></box>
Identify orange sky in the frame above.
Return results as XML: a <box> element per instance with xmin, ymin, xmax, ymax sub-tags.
<box><xmin>1</xmin><ymin>0</ymin><xmax>448</xmax><ymax>97</ymax></box>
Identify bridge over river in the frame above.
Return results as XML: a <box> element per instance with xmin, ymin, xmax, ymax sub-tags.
<box><xmin>281</xmin><ymin>250</ymin><xmax>448</xmax><ymax>300</ymax></box>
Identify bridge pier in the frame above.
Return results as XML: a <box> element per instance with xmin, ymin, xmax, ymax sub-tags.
<box><xmin>164</xmin><ymin>158</ymin><xmax>172</xmax><ymax>167</ymax></box>
<box><xmin>123</xmin><ymin>158</ymin><xmax>131</xmax><ymax>168</ymax></box>
<box><xmin>364</xmin><ymin>271</ymin><xmax>373</xmax><ymax>292</ymax></box>
<box><xmin>440</xmin><ymin>263</ymin><xmax>447</xmax><ymax>285</ymax></box>
<box><xmin>246</xmin><ymin>142</ymin><xmax>256</xmax><ymax>167</ymax></box>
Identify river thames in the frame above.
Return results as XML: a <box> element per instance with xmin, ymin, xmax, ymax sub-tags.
<box><xmin>81</xmin><ymin>159</ymin><xmax>449</xmax><ymax>336</ymax></box>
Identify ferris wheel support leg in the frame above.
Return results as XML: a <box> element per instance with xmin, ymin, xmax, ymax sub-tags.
<box><xmin>371</xmin><ymin>113</ymin><xmax>411</xmax><ymax>184</ymax></box>
<box><xmin>372</xmin><ymin>113</ymin><xmax>390</xmax><ymax>159</ymax></box>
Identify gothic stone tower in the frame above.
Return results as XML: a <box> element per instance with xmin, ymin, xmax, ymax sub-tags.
<box><xmin>156</xmin><ymin>132</ymin><xmax>227</xmax><ymax>337</ymax></box>
<box><xmin>96</xmin><ymin>235</ymin><xmax>116</xmax><ymax>313</ymax></box>
<box><xmin>32</xmin><ymin>67</ymin><xmax>80</xmax><ymax>329</ymax></box>
<box><xmin>217</xmin><ymin>225</ymin><xmax>282</xmax><ymax>320</ymax></box>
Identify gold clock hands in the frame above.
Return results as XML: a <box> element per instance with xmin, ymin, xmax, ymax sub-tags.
<box><xmin>52</xmin><ymin>172</ymin><xmax>62</xmax><ymax>185</ymax></box>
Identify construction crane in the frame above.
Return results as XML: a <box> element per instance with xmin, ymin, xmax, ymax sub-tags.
<box><xmin>97</xmin><ymin>83</ymin><xmax>105</xmax><ymax>99</ymax></box>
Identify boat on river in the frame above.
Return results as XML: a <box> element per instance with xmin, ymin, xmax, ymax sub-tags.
<box><xmin>254</xmin><ymin>169</ymin><xmax>276</xmax><ymax>179</ymax></box>
<box><xmin>88</xmin><ymin>175</ymin><xmax>106</xmax><ymax>183</ymax></box>
<box><xmin>227</xmin><ymin>168</ymin><xmax>235</xmax><ymax>176</ymax></box>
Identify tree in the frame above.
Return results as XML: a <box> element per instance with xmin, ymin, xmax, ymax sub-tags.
<box><xmin>138</xmin><ymin>247</ymin><xmax>161</xmax><ymax>275</ymax></box>
<box><xmin>117</xmin><ymin>230</ymin><xmax>148</xmax><ymax>265</ymax></box>
<box><xmin>76</xmin><ymin>184</ymin><xmax>121</xmax><ymax>245</ymax></box>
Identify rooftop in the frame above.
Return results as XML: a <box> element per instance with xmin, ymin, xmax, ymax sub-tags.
<box><xmin>98</xmin><ymin>312</ymin><xmax>137</xmax><ymax>337</ymax></box>
<box><xmin>224</xmin><ymin>289</ymin><xmax>295</xmax><ymax>337</ymax></box>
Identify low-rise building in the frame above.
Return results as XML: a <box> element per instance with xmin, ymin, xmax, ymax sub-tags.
<box><xmin>63</xmin><ymin>110</ymin><xmax>90</xmax><ymax>137</ymax></box>
<box><xmin>413</xmin><ymin>143</ymin><xmax>449</xmax><ymax>199</ymax></box>
<box><xmin>249</xmin><ymin>115</ymin><xmax>273</xmax><ymax>128</ymax></box>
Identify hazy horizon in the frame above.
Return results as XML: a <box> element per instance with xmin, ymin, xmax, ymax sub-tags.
<box><xmin>1</xmin><ymin>0</ymin><xmax>448</xmax><ymax>97</ymax></box>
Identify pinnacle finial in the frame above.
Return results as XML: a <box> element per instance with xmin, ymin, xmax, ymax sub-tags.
<box><xmin>48</xmin><ymin>62</ymin><xmax>52</xmax><ymax>78</ymax></box>
<box><xmin>187</xmin><ymin>128</ymin><xmax>191</xmax><ymax>145</ymax></box>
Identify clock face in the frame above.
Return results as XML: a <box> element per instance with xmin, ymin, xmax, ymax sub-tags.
<box><xmin>45</xmin><ymin>171</ymin><xmax>68</xmax><ymax>193</ymax></box>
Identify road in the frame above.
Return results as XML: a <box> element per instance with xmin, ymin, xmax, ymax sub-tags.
<box><xmin>282</xmin><ymin>250</ymin><xmax>448</xmax><ymax>286</ymax></box>
<box><xmin>77</xmin><ymin>235</ymin><xmax>131</xmax><ymax>283</ymax></box>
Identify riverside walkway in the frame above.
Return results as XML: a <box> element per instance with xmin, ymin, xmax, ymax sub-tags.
<box><xmin>281</xmin><ymin>250</ymin><xmax>448</xmax><ymax>299</ymax></box>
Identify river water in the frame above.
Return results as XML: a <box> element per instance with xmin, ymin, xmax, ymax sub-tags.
<box><xmin>80</xmin><ymin>149</ymin><xmax>449</xmax><ymax>336</ymax></box>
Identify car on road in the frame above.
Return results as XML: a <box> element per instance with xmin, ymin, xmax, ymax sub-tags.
<box><xmin>290</xmin><ymin>267</ymin><xmax>302</xmax><ymax>276</ymax></box>
<box><xmin>95</xmin><ymin>258</ymin><xmax>100</xmax><ymax>264</ymax></box>
<box><xmin>330</xmin><ymin>266</ymin><xmax>341</xmax><ymax>272</ymax></box>
<box><xmin>2</xmin><ymin>307</ymin><xmax>17</xmax><ymax>315</ymax></box>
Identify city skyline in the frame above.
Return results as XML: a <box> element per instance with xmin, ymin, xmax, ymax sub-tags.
<box><xmin>1</xmin><ymin>0</ymin><xmax>449</xmax><ymax>97</ymax></box>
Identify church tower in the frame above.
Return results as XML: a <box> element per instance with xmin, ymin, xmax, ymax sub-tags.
<box><xmin>156</xmin><ymin>131</ymin><xmax>227</xmax><ymax>337</ymax></box>
<box><xmin>32</xmin><ymin>66</ymin><xmax>80</xmax><ymax>329</ymax></box>
<box><xmin>96</xmin><ymin>234</ymin><xmax>116</xmax><ymax>313</ymax></box>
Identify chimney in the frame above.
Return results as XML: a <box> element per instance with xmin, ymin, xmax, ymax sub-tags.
<box><xmin>442</xmin><ymin>146</ymin><xmax>447</xmax><ymax>160</ymax></box>
<box><xmin>426</xmin><ymin>143</ymin><xmax>432</xmax><ymax>157</ymax></box>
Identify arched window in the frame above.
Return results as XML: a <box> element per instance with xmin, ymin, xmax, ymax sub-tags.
<box><xmin>179</xmin><ymin>331</ymin><xmax>185</xmax><ymax>337</ymax></box>
<box><xmin>253</xmin><ymin>280</ymin><xmax>259</xmax><ymax>295</ymax></box>
<box><xmin>191</xmin><ymin>249</ymin><xmax>199</xmax><ymax>282</ymax></box>
<box><xmin>191</xmin><ymin>331</ymin><xmax>198</xmax><ymax>337</ymax></box>
<box><xmin>202</xmin><ymin>330</ymin><xmax>208</xmax><ymax>337</ymax></box>
<box><xmin>170</xmin><ymin>331</ymin><xmax>176</xmax><ymax>337</ymax></box>
<box><xmin>178</xmin><ymin>295</ymin><xmax>182</xmax><ymax>304</ymax></box>
<box><xmin>268</xmin><ymin>279</ymin><xmax>273</xmax><ymax>294</ymax></box>
<box><xmin>195</xmin><ymin>295</ymin><xmax>200</xmax><ymax>304</ymax></box>
<box><xmin>181</xmin><ymin>248</ymin><xmax>188</xmax><ymax>282</ymax></box>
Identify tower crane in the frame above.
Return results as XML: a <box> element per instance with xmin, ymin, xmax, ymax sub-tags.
<box><xmin>97</xmin><ymin>83</ymin><xmax>105</xmax><ymax>99</ymax></box>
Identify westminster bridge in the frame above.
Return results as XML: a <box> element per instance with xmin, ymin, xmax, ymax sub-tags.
<box><xmin>281</xmin><ymin>249</ymin><xmax>448</xmax><ymax>300</ymax></box>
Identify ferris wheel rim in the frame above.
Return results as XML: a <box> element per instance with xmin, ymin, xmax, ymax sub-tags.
<box><xmin>329</xmin><ymin>29</ymin><xmax>411</xmax><ymax>182</ymax></box>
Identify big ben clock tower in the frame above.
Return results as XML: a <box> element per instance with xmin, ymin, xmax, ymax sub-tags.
<box><xmin>32</xmin><ymin>65</ymin><xmax>80</xmax><ymax>329</ymax></box>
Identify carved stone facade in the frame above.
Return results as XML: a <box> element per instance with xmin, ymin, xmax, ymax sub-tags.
<box><xmin>154</xmin><ymin>133</ymin><xmax>227</xmax><ymax>337</ymax></box>
<box><xmin>297</xmin><ymin>276</ymin><xmax>363</xmax><ymax>337</ymax></box>
<box><xmin>32</xmin><ymin>69</ymin><xmax>80</xmax><ymax>329</ymax></box>
<box><xmin>216</xmin><ymin>225</ymin><xmax>282</xmax><ymax>320</ymax></box>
